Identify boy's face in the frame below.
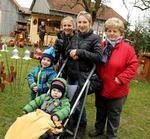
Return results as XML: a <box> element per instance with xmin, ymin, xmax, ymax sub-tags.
<box><xmin>106</xmin><ymin>27</ymin><xmax>121</xmax><ymax>41</ymax></box>
<box><xmin>62</xmin><ymin>19</ymin><xmax>74</xmax><ymax>36</ymax></box>
<box><xmin>41</xmin><ymin>57</ymin><xmax>51</xmax><ymax>68</ymax></box>
<box><xmin>51</xmin><ymin>88</ymin><xmax>62</xmax><ymax>99</ymax></box>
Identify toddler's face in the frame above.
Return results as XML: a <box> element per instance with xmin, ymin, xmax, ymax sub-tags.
<box><xmin>51</xmin><ymin>88</ymin><xmax>62</xmax><ymax>99</ymax></box>
<box><xmin>106</xmin><ymin>27</ymin><xmax>121</xmax><ymax>41</ymax></box>
<box><xmin>41</xmin><ymin>57</ymin><xmax>51</xmax><ymax>68</ymax></box>
<box><xmin>62</xmin><ymin>19</ymin><xmax>74</xmax><ymax>36</ymax></box>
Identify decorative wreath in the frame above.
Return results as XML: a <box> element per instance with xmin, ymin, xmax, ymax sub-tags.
<box><xmin>33</xmin><ymin>19</ymin><xmax>37</xmax><ymax>25</ymax></box>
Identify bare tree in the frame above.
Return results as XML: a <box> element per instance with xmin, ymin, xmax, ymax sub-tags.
<box><xmin>122</xmin><ymin>0</ymin><xmax>132</xmax><ymax>22</ymax></box>
<box><xmin>122</xmin><ymin>0</ymin><xmax>150</xmax><ymax>27</ymax></box>
<box><xmin>133</xmin><ymin>0</ymin><xmax>150</xmax><ymax>11</ymax></box>
<box><xmin>122</xmin><ymin>0</ymin><xmax>150</xmax><ymax>11</ymax></box>
<box><xmin>65</xmin><ymin>0</ymin><xmax>108</xmax><ymax>22</ymax></box>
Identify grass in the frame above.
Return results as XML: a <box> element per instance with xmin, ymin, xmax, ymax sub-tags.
<box><xmin>0</xmin><ymin>47</ymin><xmax>150</xmax><ymax>139</ymax></box>
<box><xmin>85</xmin><ymin>81</ymin><xmax>150</xmax><ymax>139</ymax></box>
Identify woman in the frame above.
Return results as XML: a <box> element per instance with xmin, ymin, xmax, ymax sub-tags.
<box><xmin>89</xmin><ymin>17</ymin><xmax>138</xmax><ymax>139</ymax></box>
<box><xmin>66</xmin><ymin>11</ymin><xmax>102</xmax><ymax>138</ymax></box>
<box><xmin>54</xmin><ymin>16</ymin><xmax>75</xmax><ymax>78</ymax></box>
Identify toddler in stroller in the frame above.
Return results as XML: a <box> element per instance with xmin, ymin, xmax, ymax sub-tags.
<box><xmin>56</xmin><ymin>63</ymin><xmax>97</xmax><ymax>139</ymax></box>
<box><xmin>4</xmin><ymin>77</ymin><xmax>70</xmax><ymax>139</ymax></box>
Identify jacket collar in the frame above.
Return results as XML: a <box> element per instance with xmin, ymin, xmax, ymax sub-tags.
<box><xmin>78</xmin><ymin>29</ymin><xmax>93</xmax><ymax>38</ymax></box>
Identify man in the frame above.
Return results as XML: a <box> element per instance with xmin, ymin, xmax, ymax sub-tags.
<box><xmin>39</xmin><ymin>21</ymin><xmax>46</xmax><ymax>47</ymax></box>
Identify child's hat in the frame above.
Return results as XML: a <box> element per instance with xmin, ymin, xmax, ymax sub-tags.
<box><xmin>50</xmin><ymin>78</ymin><xmax>68</xmax><ymax>97</ymax></box>
<box><xmin>51</xmin><ymin>79</ymin><xmax>65</xmax><ymax>95</ymax></box>
<box><xmin>42</xmin><ymin>47</ymin><xmax>55</xmax><ymax>61</ymax></box>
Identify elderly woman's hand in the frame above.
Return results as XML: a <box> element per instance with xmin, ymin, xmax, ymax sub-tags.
<box><xmin>115</xmin><ymin>77</ymin><xmax>121</xmax><ymax>85</ymax></box>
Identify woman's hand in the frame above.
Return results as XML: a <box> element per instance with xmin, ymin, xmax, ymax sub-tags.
<box><xmin>70</xmin><ymin>49</ymin><xmax>78</xmax><ymax>60</ymax></box>
<box><xmin>70</xmin><ymin>49</ymin><xmax>77</xmax><ymax>57</ymax></box>
<box><xmin>115</xmin><ymin>77</ymin><xmax>121</xmax><ymax>85</ymax></box>
<box><xmin>54</xmin><ymin>63</ymin><xmax>59</xmax><ymax>72</ymax></box>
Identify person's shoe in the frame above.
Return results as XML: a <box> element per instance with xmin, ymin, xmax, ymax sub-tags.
<box><xmin>106</xmin><ymin>135</ymin><xmax>116</xmax><ymax>139</ymax></box>
<box><xmin>88</xmin><ymin>129</ymin><xmax>104</xmax><ymax>137</ymax></box>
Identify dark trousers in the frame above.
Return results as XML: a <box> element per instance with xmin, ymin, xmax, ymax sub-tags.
<box><xmin>67</xmin><ymin>78</ymin><xmax>87</xmax><ymax>127</ymax></box>
<box><xmin>95</xmin><ymin>94</ymin><xmax>126</xmax><ymax>138</ymax></box>
<box><xmin>39</xmin><ymin>35</ymin><xmax>45</xmax><ymax>47</ymax></box>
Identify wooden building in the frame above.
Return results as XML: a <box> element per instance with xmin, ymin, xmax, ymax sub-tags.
<box><xmin>142</xmin><ymin>53</ymin><xmax>150</xmax><ymax>81</ymax></box>
<box><xmin>30</xmin><ymin>0</ymin><xmax>127</xmax><ymax>45</ymax></box>
<box><xmin>0</xmin><ymin>0</ymin><xmax>30</xmax><ymax>37</ymax></box>
<box><xmin>136</xmin><ymin>53</ymin><xmax>150</xmax><ymax>81</ymax></box>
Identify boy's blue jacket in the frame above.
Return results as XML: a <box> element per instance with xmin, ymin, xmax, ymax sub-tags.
<box><xmin>27</xmin><ymin>65</ymin><xmax>57</xmax><ymax>95</ymax></box>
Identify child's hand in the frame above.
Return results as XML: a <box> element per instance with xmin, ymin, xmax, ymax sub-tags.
<box><xmin>33</xmin><ymin>86</ymin><xmax>38</xmax><ymax>92</ymax></box>
<box><xmin>22</xmin><ymin>111</ymin><xmax>27</xmax><ymax>115</ymax></box>
<box><xmin>52</xmin><ymin>115</ymin><xmax>59</xmax><ymax>121</ymax></box>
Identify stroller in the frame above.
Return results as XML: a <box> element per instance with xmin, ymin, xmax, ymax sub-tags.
<box><xmin>4</xmin><ymin>58</ymin><xmax>97</xmax><ymax>139</ymax></box>
<box><xmin>49</xmin><ymin>58</ymin><xmax>97</xmax><ymax>139</ymax></box>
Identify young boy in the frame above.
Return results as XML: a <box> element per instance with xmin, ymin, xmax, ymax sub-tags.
<box><xmin>5</xmin><ymin>78</ymin><xmax>70</xmax><ymax>139</ymax></box>
<box><xmin>27</xmin><ymin>47</ymin><xmax>57</xmax><ymax>100</ymax></box>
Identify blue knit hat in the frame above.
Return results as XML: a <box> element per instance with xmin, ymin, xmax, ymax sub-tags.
<box><xmin>42</xmin><ymin>47</ymin><xmax>55</xmax><ymax>61</ymax></box>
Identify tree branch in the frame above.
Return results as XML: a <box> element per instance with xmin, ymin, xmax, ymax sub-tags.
<box><xmin>134</xmin><ymin>5</ymin><xmax>150</xmax><ymax>10</ymax></box>
<box><xmin>133</xmin><ymin>0</ymin><xmax>150</xmax><ymax>11</ymax></box>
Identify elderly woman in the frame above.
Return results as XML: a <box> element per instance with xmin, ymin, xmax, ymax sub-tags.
<box><xmin>89</xmin><ymin>17</ymin><xmax>138</xmax><ymax>139</ymax></box>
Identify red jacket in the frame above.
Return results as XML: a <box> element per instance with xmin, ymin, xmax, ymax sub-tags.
<box><xmin>96</xmin><ymin>40</ymin><xmax>138</xmax><ymax>99</ymax></box>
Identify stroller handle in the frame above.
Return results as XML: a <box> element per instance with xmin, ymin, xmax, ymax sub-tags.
<box><xmin>56</xmin><ymin>57</ymin><xmax>68</xmax><ymax>78</ymax></box>
<box><xmin>69</xmin><ymin>64</ymin><xmax>96</xmax><ymax>116</ymax></box>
